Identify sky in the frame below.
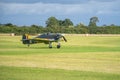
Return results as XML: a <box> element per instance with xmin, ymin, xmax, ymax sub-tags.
<box><xmin>0</xmin><ymin>0</ymin><xmax>120</xmax><ymax>26</ymax></box>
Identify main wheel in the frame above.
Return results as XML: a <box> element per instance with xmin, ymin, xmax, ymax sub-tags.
<box><xmin>57</xmin><ymin>45</ymin><xmax>61</xmax><ymax>49</ymax></box>
<box><xmin>49</xmin><ymin>46</ymin><xmax>52</xmax><ymax>48</ymax></box>
<box><xmin>27</xmin><ymin>44</ymin><xmax>30</xmax><ymax>47</ymax></box>
<box><xmin>49</xmin><ymin>42</ymin><xmax>52</xmax><ymax>48</ymax></box>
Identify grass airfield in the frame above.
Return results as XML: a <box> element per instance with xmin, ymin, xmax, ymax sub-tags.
<box><xmin>0</xmin><ymin>35</ymin><xmax>120</xmax><ymax>80</ymax></box>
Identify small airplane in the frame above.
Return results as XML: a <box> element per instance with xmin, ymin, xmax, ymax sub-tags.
<box><xmin>21</xmin><ymin>33</ymin><xmax>67</xmax><ymax>48</ymax></box>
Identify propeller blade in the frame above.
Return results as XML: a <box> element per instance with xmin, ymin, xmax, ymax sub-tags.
<box><xmin>62</xmin><ymin>36</ymin><xmax>67</xmax><ymax>42</ymax></box>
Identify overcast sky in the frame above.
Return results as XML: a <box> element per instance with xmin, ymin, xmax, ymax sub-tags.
<box><xmin>0</xmin><ymin>0</ymin><xmax>120</xmax><ymax>26</ymax></box>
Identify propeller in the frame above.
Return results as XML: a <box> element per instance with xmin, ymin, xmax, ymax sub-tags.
<box><xmin>62</xmin><ymin>36</ymin><xmax>67</xmax><ymax>42</ymax></box>
<box><xmin>59</xmin><ymin>34</ymin><xmax>67</xmax><ymax>42</ymax></box>
<box><xmin>55</xmin><ymin>33</ymin><xmax>67</xmax><ymax>42</ymax></box>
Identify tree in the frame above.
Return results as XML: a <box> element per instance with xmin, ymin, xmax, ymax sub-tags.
<box><xmin>5</xmin><ymin>23</ymin><xmax>13</xmax><ymax>26</ymax></box>
<box><xmin>62</xmin><ymin>19</ymin><xmax>73</xmax><ymax>28</ymax></box>
<box><xmin>75</xmin><ymin>23</ymin><xmax>88</xmax><ymax>34</ymax></box>
<box><xmin>88</xmin><ymin>16</ymin><xmax>99</xmax><ymax>34</ymax></box>
<box><xmin>46</xmin><ymin>16</ymin><xmax>59</xmax><ymax>28</ymax></box>
<box><xmin>88</xmin><ymin>16</ymin><xmax>99</xmax><ymax>27</ymax></box>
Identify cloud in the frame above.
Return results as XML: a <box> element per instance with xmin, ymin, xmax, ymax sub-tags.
<box><xmin>0</xmin><ymin>0</ymin><xmax>116</xmax><ymax>4</ymax></box>
<box><xmin>0</xmin><ymin>0</ymin><xmax>120</xmax><ymax>15</ymax></box>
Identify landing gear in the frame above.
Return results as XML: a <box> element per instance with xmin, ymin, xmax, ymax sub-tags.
<box><xmin>49</xmin><ymin>42</ymin><xmax>61</xmax><ymax>49</ymax></box>
<box><xmin>57</xmin><ymin>42</ymin><xmax>61</xmax><ymax>49</ymax></box>
<box><xmin>27</xmin><ymin>44</ymin><xmax>30</xmax><ymax>47</ymax></box>
<box><xmin>57</xmin><ymin>45</ymin><xmax>61</xmax><ymax>48</ymax></box>
<box><xmin>49</xmin><ymin>42</ymin><xmax>52</xmax><ymax>48</ymax></box>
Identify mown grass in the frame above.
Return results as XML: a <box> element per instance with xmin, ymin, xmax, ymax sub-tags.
<box><xmin>0</xmin><ymin>36</ymin><xmax>119</xmax><ymax>55</ymax></box>
<box><xmin>0</xmin><ymin>66</ymin><xmax>120</xmax><ymax>80</ymax></box>
<box><xmin>0</xmin><ymin>35</ymin><xmax>120</xmax><ymax>80</ymax></box>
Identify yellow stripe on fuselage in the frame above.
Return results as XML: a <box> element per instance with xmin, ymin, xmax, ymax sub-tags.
<box><xmin>33</xmin><ymin>38</ymin><xmax>49</xmax><ymax>41</ymax></box>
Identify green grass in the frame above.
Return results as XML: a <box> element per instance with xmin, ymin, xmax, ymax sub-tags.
<box><xmin>0</xmin><ymin>35</ymin><xmax>120</xmax><ymax>80</ymax></box>
<box><xmin>0</xmin><ymin>66</ymin><xmax>120</xmax><ymax>80</ymax></box>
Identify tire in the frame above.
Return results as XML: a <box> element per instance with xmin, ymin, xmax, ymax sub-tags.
<box><xmin>57</xmin><ymin>45</ymin><xmax>60</xmax><ymax>49</ymax></box>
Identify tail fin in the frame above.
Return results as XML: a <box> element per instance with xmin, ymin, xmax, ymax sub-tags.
<box><xmin>22</xmin><ymin>34</ymin><xmax>30</xmax><ymax>44</ymax></box>
<box><xmin>22</xmin><ymin>34</ymin><xmax>29</xmax><ymax>40</ymax></box>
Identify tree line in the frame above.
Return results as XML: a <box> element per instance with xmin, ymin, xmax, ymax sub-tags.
<box><xmin>0</xmin><ymin>16</ymin><xmax>120</xmax><ymax>35</ymax></box>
